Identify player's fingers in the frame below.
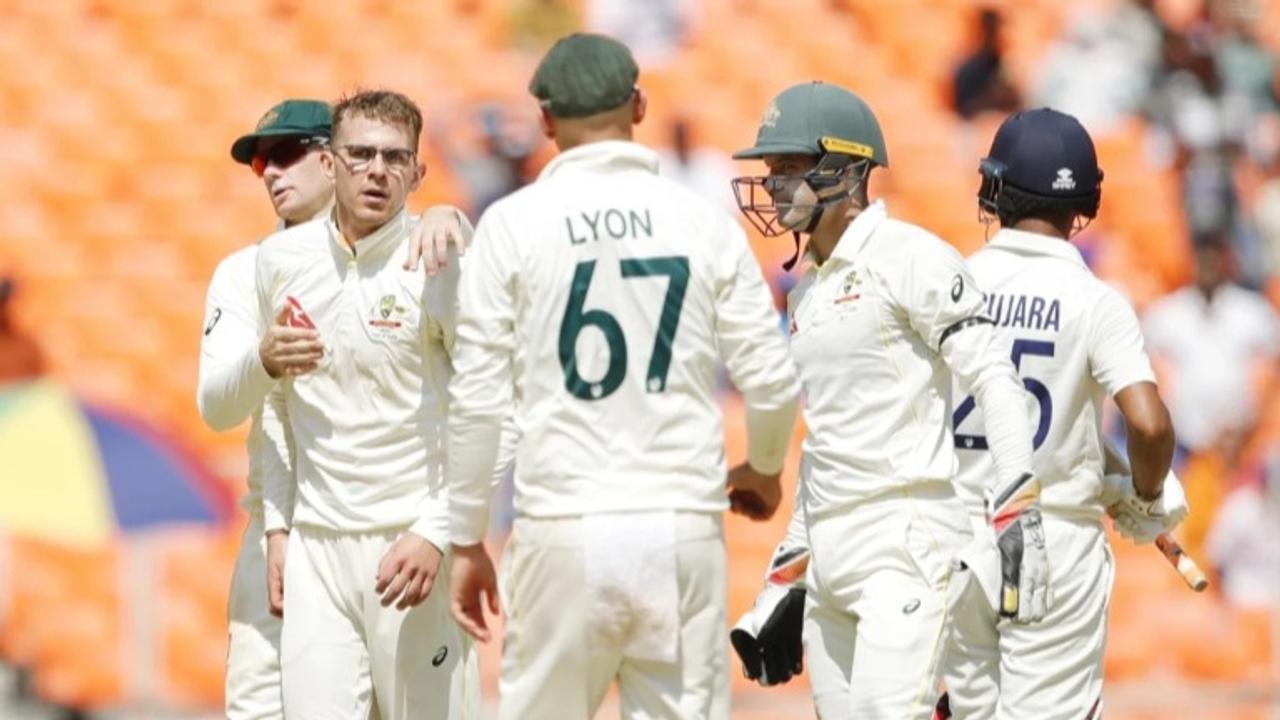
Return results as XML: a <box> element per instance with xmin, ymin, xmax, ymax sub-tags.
<box><xmin>404</xmin><ymin>232</ymin><xmax>424</xmax><ymax>272</ymax></box>
<box><xmin>396</xmin><ymin>573</ymin><xmax>426</xmax><ymax>611</ymax></box>
<box><xmin>423</xmin><ymin>229</ymin><xmax>447</xmax><ymax>276</ymax></box>
<box><xmin>272</xmin><ymin>327</ymin><xmax>321</xmax><ymax>344</ymax></box>
<box><xmin>729</xmin><ymin>490</ymin><xmax>767</xmax><ymax>520</ymax></box>
<box><xmin>268</xmin><ymin>575</ymin><xmax>285</xmax><ymax>618</ymax></box>
<box><xmin>273</xmin><ymin>352</ymin><xmax>326</xmax><ymax>369</ymax></box>
<box><xmin>485</xmin><ymin>584</ymin><xmax>499</xmax><ymax>616</ymax></box>
<box><xmin>437</xmin><ymin>226</ymin><xmax>458</xmax><ymax>264</ymax></box>
<box><xmin>375</xmin><ymin>553</ymin><xmax>403</xmax><ymax>592</ymax></box>
<box><xmin>272</xmin><ymin>348</ymin><xmax>326</xmax><ymax>365</ymax></box>
<box><xmin>451</xmin><ymin>595</ymin><xmax>490</xmax><ymax>642</ymax></box>
<box><xmin>418</xmin><ymin>571</ymin><xmax>438</xmax><ymax>605</ymax></box>
<box><xmin>274</xmin><ymin>305</ymin><xmax>292</xmax><ymax>326</ymax></box>
<box><xmin>277</xmin><ymin>337</ymin><xmax>326</xmax><ymax>353</ymax></box>
<box><xmin>380</xmin><ymin>567</ymin><xmax>413</xmax><ymax>607</ymax></box>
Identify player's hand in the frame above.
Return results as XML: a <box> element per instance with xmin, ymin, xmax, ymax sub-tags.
<box><xmin>404</xmin><ymin>205</ymin><xmax>471</xmax><ymax>276</ymax></box>
<box><xmin>375</xmin><ymin>532</ymin><xmax>443</xmax><ymax>611</ymax></box>
<box><xmin>1106</xmin><ymin>471</ymin><xmax>1189</xmax><ymax>544</ymax></box>
<box><xmin>726</xmin><ymin>463</ymin><xmax>783</xmax><ymax>521</ymax></box>
<box><xmin>989</xmin><ymin>472</ymin><xmax>1051</xmax><ymax>623</ymax></box>
<box><xmin>266</xmin><ymin>529</ymin><xmax>289</xmax><ymax>618</ymax></box>
<box><xmin>259</xmin><ymin>305</ymin><xmax>324</xmax><ymax>379</ymax></box>
<box><xmin>449</xmin><ymin>543</ymin><xmax>499</xmax><ymax>643</ymax></box>
<box><xmin>730</xmin><ymin>585</ymin><xmax>806</xmax><ymax>686</ymax></box>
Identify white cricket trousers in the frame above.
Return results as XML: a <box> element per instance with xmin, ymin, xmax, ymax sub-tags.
<box><xmin>945</xmin><ymin>515</ymin><xmax>1113</xmax><ymax>720</ymax></box>
<box><xmin>280</xmin><ymin>524</ymin><xmax>480</xmax><ymax>720</ymax></box>
<box><xmin>804</xmin><ymin>483</ymin><xmax>971</xmax><ymax>720</ymax></box>
<box><xmin>226</xmin><ymin>512</ymin><xmax>284</xmax><ymax>720</ymax></box>
<box><xmin>497</xmin><ymin>511</ymin><xmax>729</xmax><ymax>720</ymax></box>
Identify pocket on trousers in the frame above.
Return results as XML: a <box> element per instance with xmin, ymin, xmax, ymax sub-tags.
<box><xmin>902</xmin><ymin>510</ymin><xmax>957</xmax><ymax>591</ymax></box>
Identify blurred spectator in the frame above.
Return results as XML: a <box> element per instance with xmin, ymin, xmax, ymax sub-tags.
<box><xmin>1145</xmin><ymin>31</ymin><xmax>1253</xmax><ymax>257</ymax></box>
<box><xmin>1204</xmin><ymin>453</ymin><xmax>1280</xmax><ymax>608</ymax></box>
<box><xmin>1143</xmin><ymin>238</ymin><xmax>1280</xmax><ymax>455</ymax></box>
<box><xmin>508</xmin><ymin>0</ymin><xmax>579</xmax><ymax>54</ymax></box>
<box><xmin>1207</xmin><ymin>0</ymin><xmax>1277</xmax><ymax>115</ymax></box>
<box><xmin>1033</xmin><ymin>1</ymin><xmax>1163</xmax><ymax>131</ymax></box>
<box><xmin>656</xmin><ymin>118</ymin><xmax>736</xmax><ymax>212</ymax></box>
<box><xmin>951</xmin><ymin>7</ymin><xmax>1020</xmax><ymax>120</ymax></box>
<box><xmin>1252</xmin><ymin>114</ymin><xmax>1280</xmax><ymax>276</ymax></box>
<box><xmin>0</xmin><ymin>277</ymin><xmax>44</xmax><ymax>384</ymax></box>
<box><xmin>432</xmin><ymin>102</ymin><xmax>541</xmax><ymax>217</ymax></box>
<box><xmin>586</xmin><ymin>0</ymin><xmax>687</xmax><ymax>67</ymax></box>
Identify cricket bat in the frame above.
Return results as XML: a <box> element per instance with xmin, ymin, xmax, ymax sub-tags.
<box><xmin>1154</xmin><ymin>532</ymin><xmax>1209</xmax><ymax>592</ymax></box>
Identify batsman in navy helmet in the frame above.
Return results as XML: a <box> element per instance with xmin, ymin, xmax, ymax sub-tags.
<box><xmin>977</xmin><ymin>106</ymin><xmax>1103</xmax><ymax>234</ymax></box>
<box><xmin>943</xmin><ymin>108</ymin><xmax>1179</xmax><ymax>719</ymax></box>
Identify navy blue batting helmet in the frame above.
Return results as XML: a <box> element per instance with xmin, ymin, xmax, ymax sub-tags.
<box><xmin>978</xmin><ymin>108</ymin><xmax>1103</xmax><ymax>224</ymax></box>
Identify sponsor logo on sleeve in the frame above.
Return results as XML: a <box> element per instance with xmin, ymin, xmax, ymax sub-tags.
<box><xmin>203</xmin><ymin>308</ymin><xmax>222</xmax><ymax>336</ymax></box>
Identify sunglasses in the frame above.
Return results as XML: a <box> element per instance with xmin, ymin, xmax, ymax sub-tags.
<box><xmin>251</xmin><ymin>136</ymin><xmax>329</xmax><ymax>177</ymax></box>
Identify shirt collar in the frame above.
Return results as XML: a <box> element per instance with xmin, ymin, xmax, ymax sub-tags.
<box><xmin>987</xmin><ymin>228</ymin><xmax>1087</xmax><ymax>267</ymax></box>
<box><xmin>538</xmin><ymin>140</ymin><xmax>660</xmax><ymax>180</ymax></box>
<box><xmin>828</xmin><ymin>199</ymin><xmax>889</xmax><ymax>263</ymax></box>
<box><xmin>327</xmin><ymin>208</ymin><xmax>410</xmax><ymax>260</ymax></box>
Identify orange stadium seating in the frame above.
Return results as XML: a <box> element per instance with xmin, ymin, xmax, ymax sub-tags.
<box><xmin>0</xmin><ymin>0</ymin><xmax>1274</xmax><ymax>716</ymax></box>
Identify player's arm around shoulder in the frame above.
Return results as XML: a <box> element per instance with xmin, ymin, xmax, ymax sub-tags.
<box><xmin>405</xmin><ymin>204</ymin><xmax>474</xmax><ymax>276</ymax></box>
<box><xmin>197</xmin><ymin>245</ymin><xmax>276</xmax><ymax>431</ymax></box>
<box><xmin>420</xmin><ymin>240</ymin><xmax>464</xmax><ymax>355</ymax></box>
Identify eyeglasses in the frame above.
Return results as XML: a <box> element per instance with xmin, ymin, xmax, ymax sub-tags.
<box><xmin>335</xmin><ymin>144</ymin><xmax>417</xmax><ymax>173</ymax></box>
<box><xmin>251</xmin><ymin>136</ymin><xmax>329</xmax><ymax>177</ymax></box>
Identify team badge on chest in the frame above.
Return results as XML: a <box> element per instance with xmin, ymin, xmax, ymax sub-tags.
<box><xmin>367</xmin><ymin>293</ymin><xmax>409</xmax><ymax>341</ymax></box>
<box><xmin>834</xmin><ymin>268</ymin><xmax>862</xmax><ymax>305</ymax></box>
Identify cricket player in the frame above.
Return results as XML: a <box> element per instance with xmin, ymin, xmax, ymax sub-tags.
<box><xmin>943</xmin><ymin>108</ymin><xmax>1183</xmax><ymax>719</ymax></box>
<box><xmin>198</xmin><ymin>97</ymin><xmax>331</xmax><ymax>720</ymax></box>
<box><xmin>251</xmin><ymin>90</ymin><xmax>479</xmax><ymax>720</ymax></box>
<box><xmin>729</xmin><ymin>82</ymin><xmax>1037</xmax><ymax>719</ymax></box>
<box><xmin>197</xmin><ymin>99</ymin><xmax>471</xmax><ymax>719</ymax></box>
<box><xmin>445</xmin><ymin>34</ymin><xmax>801</xmax><ymax>720</ymax></box>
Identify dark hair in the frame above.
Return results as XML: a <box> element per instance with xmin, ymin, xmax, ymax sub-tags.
<box><xmin>332</xmin><ymin>89</ymin><xmax>423</xmax><ymax>149</ymax></box>
<box><xmin>995</xmin><ymin>186</ymin><xmax>1083</xmax><ymax>228</ymax></box>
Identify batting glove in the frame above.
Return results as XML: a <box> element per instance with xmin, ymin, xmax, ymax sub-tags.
<box><xmin>1103</xmin><ymin>471</ymin><xmax>1189</xmax><ymax>544</ymax></box>
<box><xmin>988</xmin><ymin>472</ymin><xmax>1050</xmax><ymax>623</ymax></box>
<box><xmin>731</xmin><ymin>584</ymin><xmax>806</xmax><ymax>686</ymax></box>
<box><xmin>731</xmin><ymin>543</ymin><xmax>809</xmax><ymax>686</ymax></box>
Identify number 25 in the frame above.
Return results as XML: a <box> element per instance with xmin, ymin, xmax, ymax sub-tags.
<box><xmin>953</xmin><ymin>339</ymin><xmax>1054</xmax><ymax>450</ymax></box>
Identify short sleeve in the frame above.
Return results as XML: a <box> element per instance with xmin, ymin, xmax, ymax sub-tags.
<box><xmin>1089</xmin><ymin>287</ymin><xmax>1156</xmax><ymax>397</ymax></box>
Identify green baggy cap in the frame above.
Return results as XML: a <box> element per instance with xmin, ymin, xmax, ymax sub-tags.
<box><xmin>529</xmin><ymin>33</ymin><xmax>639</xmax><ymax>119</ymax></box>
<box><xmin>230</xmin><ymin>99</ymin><xmax>333</xmax><ymax>164</ymax></box>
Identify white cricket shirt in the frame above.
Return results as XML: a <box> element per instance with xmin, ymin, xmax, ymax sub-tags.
<box><xmin>255</xmin><ymin>210</ymin><xmax>458</xmax><ymax>551</ymax></box>
<box><xmin>447</xmin><ymin>140</ymin><xmax>800</xmax><ymax>544</ymax></box>
<box><xmin>955</xmin><ymin>228</ymin><xmax>1157</xmax><ymax>520</ymax></box>
<box><xmin>787</xmin><ymin>201</ymin><xmax>1033</xmax><ymax>519</ymax></box>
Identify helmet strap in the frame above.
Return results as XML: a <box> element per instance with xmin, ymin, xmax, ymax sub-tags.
<box><xmin>783</xmin><ymin>231</ymin><xmax>803</xmax><ymax>271</ymax></box>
